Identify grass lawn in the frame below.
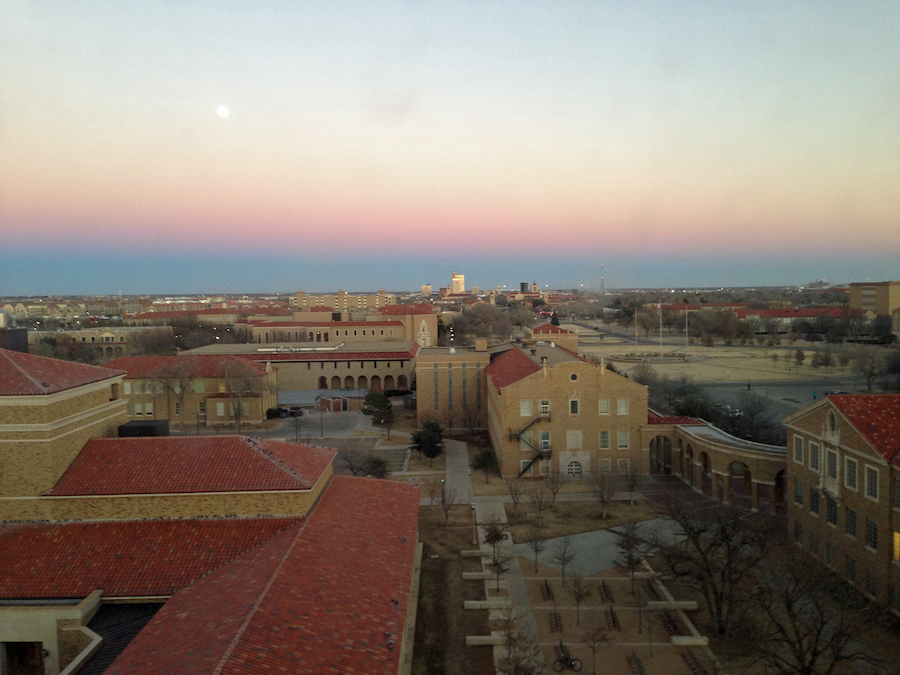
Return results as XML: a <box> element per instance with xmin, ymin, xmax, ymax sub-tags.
<box><xmin>506</xmin><ymin>500</ymin><xmax>658</xmax><ymax>542</ymax></box>
<box><xmin>412</xmin><ymin>508</ymin><xmax>494</xmax><ymax>675</ymax></box>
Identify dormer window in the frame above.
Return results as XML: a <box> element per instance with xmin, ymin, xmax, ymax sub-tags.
<box><xmin>828</xmin><ymin>411</ymin><xmax>837</xmax><ymax>434</ymax></box>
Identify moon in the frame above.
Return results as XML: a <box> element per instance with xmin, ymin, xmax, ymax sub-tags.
<box><xmin>217</xmin><ymin>106</ymin><xmax>229</xmax><ymax>118</ymax></box>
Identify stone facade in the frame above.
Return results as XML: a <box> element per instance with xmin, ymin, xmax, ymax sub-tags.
<box><xmin>415</xmin><ymin>344</ymin><xmax>494</xmax><ymax>432</ymax></box>
<box><xmin>291</xmin><ymin>289</ymin><xmax>397</xmax><ymax>311</ymax></box>
<box><xmin>0</xmin><ymin>379</ymin><xmax>127</xmax><ymax>497</ymax></box>
<box><xmin>785</xmin><ymin>396</ymin><xmax>900</xmax><ymax>613</ymax></box>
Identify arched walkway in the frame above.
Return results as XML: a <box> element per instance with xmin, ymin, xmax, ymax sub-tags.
<box><xmin>699</xmin><ymin>452</ymin><xmax>712</xmax><ymax>496</ymax></box>
<box><xmin>344</xmin><ymin>376</ymin><xmax>354</xmax><ymax>389</ymax></box>
<box><xmin>357</xmin><ymin>376</ymin><xmax>368</xmax><ymax>389</ymax></box>
<box><xmin>318</xmin><ymin>376</ymin><xmax>328</xmax><ymax>389</ymax></box>
<box><xmin>397</xmin><ymin>375</ymin><xmax>408</xmax><ymax>390</ymax></box>
<box><xmin>371</xmin><ymin>375</ymin><xmax>381</xmax><ymax>391</ymax></box>
<box><xmin>729</xmin><ymin>461</ymin><xmax>752</xmax><ymax>509</ymax></box>
<box><xmin>649</xmin><ymin>435</ymin><xmax>673</xmax><ymax>474</ymax></box>
<box><xmin>384</xmin><ymin>375</ymin><xmax>395</xmax><ymax>390</ymax></box>
<box><xmin>331</xmin><ymin>376</ymin><xmax>341</xmax><ymax>389</ymax></box>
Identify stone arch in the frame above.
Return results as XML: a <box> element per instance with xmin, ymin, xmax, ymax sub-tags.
<box><xmin>729</xmin><ymin>461</ymin><xmax>752</xmax><ymax>509</ymax></box>
<box><xmin>773</xmin><ymin>469</ymin><xmax>786</xmax><ymax>511</ymax></box>
<box><xmin>370</xmin><ymin>375</ymin><xmax>381</xmax><ymax>391</ymax></box>
<box><xmin>699</xmin><ymin>451</ymin><xmax>712</xmax><ymax>496</ymax></box>
<box><xmin>331</xmin><ymin>376</ymin><xmax>341</xmax><ymax>389</ymax></box>
<box><xmin>649</xmin><ymin>435</ymin><xmax>673</xmax><ymax>474</ymax></box>
<box><xmin>316</xmin><ymin>332</ymin><xmax>322</xmax><ymax>343</ymax></box>
<box><xmin>397</xmin><ymin>375</ymin><xmax>408</xmax><ymax>390</ymax></box>
<box><xmin>357</xmin><ymin>375</ymin><xmax>368</xmax><ymax>389</ymax></box>
<box><xmin>384</xmin><ymin>375</ymin><xmax>395</xmax><ymax>390</ymax></box>
<box><xmin>566</xmin><ymin>461</ymin><xmax>583</xmax><ymax>478</ymax></box>
<box><xmin>684</xmin><ymin>444</ymin><xmax>694</xmax><ymax>482</ymax></box>
<box><xmin>318</xmin><ymin>376</ymin><xmax>328</xmax><ymax>389</ymax></box>
<box><xmin>344</xmin><ymin>376</ymin><xmax>354</xmax><ymax>389</ymax></box>
<box><xmin>324</xmin><ymin>332</ymin><xmax>329</xmax><ymax>342</ymax></box>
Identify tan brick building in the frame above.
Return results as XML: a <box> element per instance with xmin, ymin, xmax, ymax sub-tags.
<box><xmin>28</xmin><ymin>325</ymin><xmax>174</xmax><ymax>361</ymax></box>
<box><xmin>290</xmin><ymin>288</ymin><xmax>398</xmax><ymax>311</ymax></box>
<box><xmin>784</xmin><ymin>394</ymin><xmax>900</xmax><ymax>613</ymax></box>
<box><xmin>485</xmin><ymin>344</ymin><xmax>649</xmax><ymax>478</ymax></box>
<box><xmin>849</xmin><ymin>280</ymin><xmax>900</xmax><ymax>318</ymax></box>
<box><xmin>415</xmin><ymin>341</ymin><xmax>495</xmax><ymax>433</ymax></box>
<box><xmin>105</xmin><ymin>354</ymin><xmax>278</xmax><ymax>428</ymax></box>
<box><xmin>0</xmin><ymin>349</ymin><xmax>126</xmax><ymax>497</ymax></box>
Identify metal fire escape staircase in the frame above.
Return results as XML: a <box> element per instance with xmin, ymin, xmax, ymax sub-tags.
<box><xmin>511</xmin><ymin>413</ymin><xmax>551</xmax><ymax>478</ymax></box>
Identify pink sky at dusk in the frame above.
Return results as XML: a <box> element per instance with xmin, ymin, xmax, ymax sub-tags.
<box><xmin>1</xmin><ymin>2</ymin><xmax>898</xmax><ymax>293</ymax></box>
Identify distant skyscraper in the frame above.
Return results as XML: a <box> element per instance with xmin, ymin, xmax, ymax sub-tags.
<box><xmin>451</xmin><ymin>272</ymin><xmax>465</xmax><ymax>294</ymax></box>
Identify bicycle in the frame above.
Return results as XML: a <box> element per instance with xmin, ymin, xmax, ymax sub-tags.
<box><xmin>552</xmin><ymin>640</ymin><xmax>583</xmax><ymax>672</ymax></box>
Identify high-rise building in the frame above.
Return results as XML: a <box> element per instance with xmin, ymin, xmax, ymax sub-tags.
<box><xmin>451</xmin><ymin>272</ymin><xmax>465</xmax><ymax>294</ymax></box>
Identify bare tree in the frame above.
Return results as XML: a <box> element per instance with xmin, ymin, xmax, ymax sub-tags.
<box><xmin>742</xmin><ymin>546</ymin><xmax>884</xmax><ymax>675</ymax></box>
<box><xmin>422</xmin><ymin>475</ymin><xmax>441</xmax><ymax>507</ymax></box>
<box><xmin>524</xmin><ymin>521</ymin><xmax>547</xmax><ymax>572</ymax></box>
<box><xmin>497</xmin><ymin>608</ymin><xmax>543</xmax><ymax>675</ymax></box>
<box><xmin>542</xmin><ymin>470</ymin><xmax>565</xmax><ymax>506</ymax></box>
<box><xmin>219</xmin><ymin>356</ymin><xmax>265</xmax><ymax>433</ymax></box>
<box><xmin>648</xmin><ymin>499</ymin><xmax>775</xmax><ymax>637</ymax></box>
<box><xmin>526</xmin><ymin>485</ymin><xmax>547</xmax><ymax>520</ymax></box>
<box><xmin>506</xmin><ymin>477</ymin><xmax>524</xmax><ymax>515</ymax></box>
<box><xmin>567</xmin><ymin>566</ymin><xmax>591</xmax><ymax>625</ymax></box>
<box><xmin>549</xmin><ymin>535</ymin><xmax>577</xmax><ymax>584</ymax></box>
<box><xmin>580</xmin><ymin>615</ymin><xmax>609</xmax><ymax>675</ymax></box>
<box><xmin>623</xmin><ymin>469</ymin><xmax>639</xmax><ymax>506</ymax></box>
<box><xmin>588</xmin><ymin>471</ymin><xmax>616</xmax><ymax>519</ymax></box>
<box><xmin>462</xmin><ymin>401</ymin><xmax>481</xmax><ymax>433</ymax></box>
<box><xmin>851</xmin><ymin>345</ymin><xmax>886</xmax><ymax>391</ymax></box>
<box><xmin>439</xmin><ymin>484</ymin><xmax>462</xmax><ymax>526</ymax></box>
<box><xmin>149</xmin><ymin>356</ymin><xmax>199</xmax><ymax>429</ymax></box>
<box><xmin>615</xmin><ymin>520</ymin><xmax>644</xmax><ymax>595</ymax></box>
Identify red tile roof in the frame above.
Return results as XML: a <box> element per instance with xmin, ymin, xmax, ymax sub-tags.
<box><xmin>103</xmin><ymin>354</ymin><xmax>267</xmax><ymax>379</ymax></box>
<box><xmin>108</xmin><ymin>477</ymin><xmax>420</xmax><ymax>675</ymax></box>
<box><xmin>0</xmin><ymin>517</ymin><xmax>302</xmax><ymax>599</ymax></box>
<box><xmin>378</xmin><ymin>304</ymin><xmax>436</xmax><ymax>315</ymax></box>
<box><xmin>648</xmin><ymin>412</ymin><xmax>706</xmax><ymax>425</ymax></box>
<box><xmin>829</xmin><ymin>395</ymin><xmax>900</xmax><ymax>465</ymax></box>
<box><xmin>249</xmin><ymin>320</ymin><xmax>405</xmax><ymax>328</ymax></box>
<box><xmin>485</xmin><ymin>347</ymin><xmax>540</xmax><ymax>393</ymax></box>
<box><xmin>0</xmin><ymin>348</ymin><xmax>123</xmax><ymax>396</ymax></box>
<box><xmin>532</xmin><ymin>323</ymin><xmax>570</xmax><ymax>334</ymax></box>
<box><xmin>47</xmin><ymin>437</ymin><xmax>335</xmax><ymax>495</ymax></box>
<box><xmin>244</xmin><ymin>344</ymin><xmax>419</xmax><ymax>362</ymax></box>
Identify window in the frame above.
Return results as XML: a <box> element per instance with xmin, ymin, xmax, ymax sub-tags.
<box><xmin>175</xmin><ymin>402</ymin><xmax>182</xmax><ymax>416</ymax></box>
<box><xmin>894</xmin><ymin>477</ymin><xmax>900</xmax><ymax>510</ymax></box>
<box><xmin>599</xmin><ymin>398</ymin><xmax>610</xmax><ymax>414</ymax></box>
<box><xmin>567</xmin><ymin>461</ymin><xmax>583</xmax><ymax>478</ymax></box>
<box><xmin>199</xmin><ymin>401</ymin><xmax>206</xmax><ymax>415</ymax></box>
<box><xmin>569</xmin><ymin>399</ymin><xmax>579</xmax><ymax>415</ymax></box>
<box><xmin>794</xmin><ymin>521</ymin><xmax>803</xmax><ymax>543</ymax></box>
<box><xmin>846</xmin><ymin>555</ymin><xmax>856</xmax><ymax>583</ymax></box>
<box><xmin>866</xmin><ymin>466</ymin><xmax>879</xmax><ymax>500</ymax></box>
<box><xmin>617</xmin><ymin>458</ymin><xmax>630</xmax><ymax>474</ymax></box>
<box><xmin>520</xmin><ymin>400</ymin><xmax>531</xmax><ymax>416</ymax></box>
<box><xmin>793</xmin><ymin>436</ymin><xmax>803</xmax><ymax>464</ymax></box>
<box><xmin>540</xmin><ymin>459</ymin><xmax>551</xmax><ymax>475</ymax></box>
<box><xmin>520</xmin><ymin>460</ymin><xmax>534</xmax><ymax>476</ymax></box>
<box><xmin>794</xmin><ymin>479</ymin><xmax>804</xmax><ymax>505</ymax></box>
<box><xmin>825</xmin><ymin>450</ymin><xmax>838</xmax><ymax>480</ymax></box>
<box><xmin>809</xmin><ymin>442</ymin><xmax>820</xmax><ymax>472</ymax></box>
<box><xmin>599</xmin><ymin>431</ymin><xmax>610</xmax><ymax>449</ymax></box>
<box><xmin>894</xmin><ymin>531</ymin><xmax>900</xmax><ymax>562</ymax></box>
<box><xmin>539</xmin><ymin>431</ymin><xmax>550</xmax><ymax>451</ymax></box>
<box><xmin>810</xmin><ymin>487</ymin><xmax>820</xmax><ymax>514</ymax></box>
<box><xmin>134</xmin><ymin>381</ymin><xmax>143</xmax><ymax>394</ymax></box>
<box><xmin>217</xmin><ymin>402</ymin><xmax>225</xmax><ymax>417</ymax></box>
<box><xmin>126</xmin><ymin>403</ymin><xmax>132</xmax><ymax>416</ymax></box>
<box><xmin>809</xmin><ymin>531</ymin><xmax>819</xmax><ymax>555</ymax></box>
<box><xmin>174</xmin><ymin>382</ymin><xmax>181</xmax><ymax>394</ymax></box>
<box><xmin>866</xmin><ymin>518</ymin><xmax>878</xmax><ymax>550</ymax></box>
<box><xmin>617</xmin><ymin>398</ymin><xmax>629</xmax><ymax>415</ymax></box>
<box><xmin>192</xmin><ymin>380</ymin><xmax>205</xmax><ymax>393</ymax></box>
<box><xmin>123</xmin><ymin>382</ymin><xmax>132</xmax><ymax>395</ymax></box>
<box><xmin>865</xmin><ymin>570</ymin><xmax>877</xmax><ymax>597</ymax></box>
<box><xmin>826</xmin><ymin>497</ymin><xmax>837</xmax><ymax>525</ymax></box>
<box><xmin>598</xmin><ymin>459</ymin><xmax>611</xmax><ymax>473</ymax></box>
<box><xmin>826</xmin><ymin>542</ymin><xmax>837</xmax><ymax>567</ymax></box>
<box><xmin>846</xmin><ymin>508</ymin><xmax>857</xmax><ymax>537</ymax></box>
<box><xmin>145</xmin><ymin>402</ymin><xmax>153</xmax><ymax>417</ymax></box>
<box><xmin>218</xmin><ymin>382</ymin><xmax>226</xmax><ymax>393</ymax></box>
<box><xmin>570</xmin><ymin>373</ymin><xmax>578</xmax><ymax>381</ymax></box>
<box><xmin>617</xmin><ymin>430</ymin><xmax>629</xmax><ymax>449</ymax></box>
<box><xmin>539</xmin><ymin>400</ymin><xmax>550</xmax><ymax>416</ymax></box>
<box><xmin>242</xmin><ymin>401</ymin><xmax>250</xmax><ymax>416</ymax></box>
<box><xmin>134</xmin><ymin>403</ymin><xmax>143</xmax><ymax>416</ymax></box>
<box><xmin>845</xmin><ymin>457</ymin><xmax>858</xmax><ymax>490</ymax></box>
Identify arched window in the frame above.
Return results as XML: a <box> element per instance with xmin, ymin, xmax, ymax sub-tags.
<box><xmin>567</xmin><ymin>461</ymin><xmax>583</xmax><ymax>478</ymax></box>
<box><xmin>318</xmin><ymin>376</ymin><xmax>328</xmax><ymax>389</ymax></box>
<box><xmin>331</xmin><ymin>376</ymin><xmax>341</xmax><ymax>389</ymax></box>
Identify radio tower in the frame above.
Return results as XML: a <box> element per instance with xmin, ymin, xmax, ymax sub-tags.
<box><xmin>600</xmin><ymin>263</ymin><xmax>605</xmax><ymax>294</ymax></box>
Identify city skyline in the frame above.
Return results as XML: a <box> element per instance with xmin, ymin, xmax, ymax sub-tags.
<box><xmin>2</xmin><ymin>2</ymin><xmax>898</xmax><ymax>295</ymax></box>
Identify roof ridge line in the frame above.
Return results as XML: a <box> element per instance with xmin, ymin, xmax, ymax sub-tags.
<box><xmin>243</xmin><ymin>438</ymin><xmax>306</xmax><ymax>484</ymax></box>
<box><xmin>211</xmin><ymin>518</ymin><xmax>310</xmax><ymax>675</ymax></box>
<box><xmin>2</xmin><ymin>350</ymin><xmax>48</xmax><ymax>394</ymax></box>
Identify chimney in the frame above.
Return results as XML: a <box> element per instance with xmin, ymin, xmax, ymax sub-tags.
<box><xmin>541</xmin><ymin>356</ymin><xmax>548</xmax><ymax>376</ymax></box>
<box><xmin>530</xmin><ymin>348</ymin><xmax>537</xmax><ymax>356</ymax></box>
<box><xmin>474</xmin><ymin>338</ymin><xmax>487</xmax><ymax>352</ymax></box>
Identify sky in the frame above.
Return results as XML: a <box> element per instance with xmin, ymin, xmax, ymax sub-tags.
<box><xmin>1</xmin><ymin>1</ymin><xmax>898</xmax><ymax>295</ymax></box>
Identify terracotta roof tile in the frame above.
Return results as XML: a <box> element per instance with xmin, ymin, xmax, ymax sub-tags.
<box><xmin>532</xmin><ymin>323</ymin><xmax>570</xmax><ymax>334</ymax></box>
<box><xmin>485</xmin><ymin>347</ymin><xmax>540</xmax><ymax>393</ymax></box>
<box><xmin>0</xmin><ymin>517</ymin><xmax>302</xmax><ymax>599</ymax></box>
<box><xmin>648</xmin><ymin>411</ymin><xmax>706</xmax><ymax>425</ymax></box>
<box><xmin>829</xmin><ymin>395</ymin><xmax>900</xmax><ymax>465</ymax></box>
<box><xmin>0</xmin><ymin>348</ymin><xmax>123</xmax><ymax>396</ymax></box>
<box><xmin>108</xmin><ymin>477</ymin><xmax>420</xmax><ymax>674</ymax></box>
<box><xmin>248</xmin><ymin>320</ymin><xmax>405</xmax><ymax>328</ymax></box>
<box><xmin>47</xmin><ymin>437</ymin><xmax>335</xmax><ymax>495</ymax></box>
<box><xmin>103</xmin><ymin>355</ymin><xmax>266</xmax><ymax>379</ymax></box>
